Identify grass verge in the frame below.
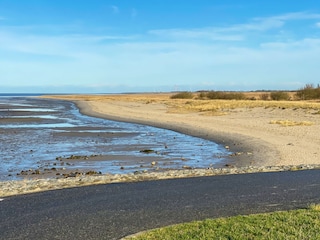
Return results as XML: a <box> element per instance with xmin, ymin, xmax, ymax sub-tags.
<box><xmin>126</xmin><ymin>205</ymin><xmax>320</xmax><ymax>240</ymax></box>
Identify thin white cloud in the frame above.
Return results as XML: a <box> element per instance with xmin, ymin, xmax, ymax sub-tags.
<box><xmin>0</xmin><ymin>26</ymin><xmax>139</xmax><ymax>58</ymax></box>
<box><xmin>261</xmin><ymin>11</ymin><xmax>320</xmax><ymax>21</ymax></box>
<box><xmin>224</xmin><ymin>18</ymin><xmax>284</xmax><ymax>32</ymax></box>
<box><xmin>148</xmin><ymin>15</ymin><xmax>283</xmax><ymax>41</ymax></box>
<box><xmin>261</xmin><ymin>38</ymin><xmax>320</xmax><ymax>50</ymax></box>
<box><xmin>215</xmin><ymin>11</ymin><xmax>320</xmax><ymax>32</ymax></box>
<box><xmin>149</xmin><ymin>28</ymin><xmax>243</xmax><ymax>41</ymax></box>
<box><xmin>111</xmin><ymin>5</ymin><xmax>119</xmax><ymax>14</ymax></box>
<box><xmin>316</xmin><ymin>22</ymin><xmax>320</xmax><ymax>28</ymax></box>
<box><xmin>249</xmin><ymin>12</ymin><xmax>320</xmax><ymax>32</ymax></box>
<box><xmin>149</xmin><ymin>11</ymin><xmax>320</xmax><ymax>41</ymax></box>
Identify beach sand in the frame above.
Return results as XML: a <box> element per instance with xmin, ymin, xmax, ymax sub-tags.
<box><xmin>67</xmin><ymin>93</ymin><xmax>320</xmax><ymax>167</ymax></box>
<box><xmin>1</xmin><ymin>93</ymin><xmax>320</xmax><ymax>197</ymax></box>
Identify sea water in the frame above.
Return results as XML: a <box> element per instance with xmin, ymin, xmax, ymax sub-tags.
<box><xmin>0</xmin><ymin>94</ymin><xmax>230</xmax><ymax>180</ymax></box>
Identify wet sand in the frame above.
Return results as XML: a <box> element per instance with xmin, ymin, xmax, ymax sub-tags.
<box><xmin>0</xmin><ymin>96</ymin><xmax>232</xmax><ymax>181</ymax></box>
<box><xmin>75</xmin><ymin>100</ymin><xmax>275</xmax><ymax>166</ymax></box>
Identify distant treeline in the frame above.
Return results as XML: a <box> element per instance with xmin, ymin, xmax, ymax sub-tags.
<box><xmin>171</xmin><ymin>84</ymin><xmax>320</xmax><ymax>101</ymax></box>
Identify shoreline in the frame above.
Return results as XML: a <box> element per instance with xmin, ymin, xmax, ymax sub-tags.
<box><xmin>1</xmin><ymin>93</ymin><xmax>320</xmax><ymax>197</ymax></box>
<box><xmin>75</xmin><ymin>100</ymin><xmax>278</xmax><ymax>168</ymax></box>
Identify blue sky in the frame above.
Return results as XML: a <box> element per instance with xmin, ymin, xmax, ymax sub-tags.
<box><xmin>1</xmin><ymin>1</ymin><xmax>320</xmax><ymax>93</ymax></box>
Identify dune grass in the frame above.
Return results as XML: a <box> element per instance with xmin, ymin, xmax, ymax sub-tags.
<box><xmin>43</xmin><ymin>93</ymin><xmax>320</xmax><ymax>115</ymax></box>
<box><xmin>127</xmin><ymin>204</ymin><xmax>320</xmax><ymax>240</ymax></box>
<box><xmin>166</xmin><ymin>99</ymin><xmax>320</xmax><ymax>114</ymax></box>
<box><xmin>269</xmin><ymin>120</ymin><xmax>314</xmax><ymax>126</ymax></box>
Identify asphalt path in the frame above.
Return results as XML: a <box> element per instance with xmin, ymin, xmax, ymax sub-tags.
<box><xmin>1</xmin><ymin>170</ymin><xmax>320</xmax><ymax>240</ymax></box>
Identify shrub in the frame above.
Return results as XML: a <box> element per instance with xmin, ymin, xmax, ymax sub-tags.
<box><xmin>270</xmin><ymin>91</ymin><xmax>290</xmax><ymax>101</ymax></box>
<box><xmin>197</xmin><ymin>92</ymin><xmax>207</xmax><ymax>99</ymax></box>
<box><xmin>296</xmin><ymin>84</ymin><xmax>320</xmax><ymax>100</ymax></box>
<box><xmin>203</xmin><ymin>91</ymin><xmax>246</xmax><ymax>100</ymax></box>
<box><xmin>170</xmin><ymin>92</ymin><xmax>194</xmax><ymax>99</ymax></box>
<box><xmin>205</xmin><ymin>91</ymin><xmax>222</xmax><ymax>99</ymax></box>
<box><xmin>260</xmin><ymin>93</ymin><xmax>270</xmax><ymax>100</ymax></box>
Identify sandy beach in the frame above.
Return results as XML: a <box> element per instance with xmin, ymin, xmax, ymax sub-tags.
<box><xmin>64</xmin><ymin>93</ymin><xmax>320</xmax><ymax>167</ymax></box>
<box><xmin>1</xmin><ymin>93</ymin><xmax>320</xmax><ymax>197</ymax></box>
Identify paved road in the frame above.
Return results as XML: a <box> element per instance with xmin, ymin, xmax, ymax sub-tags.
<box><xmin>1</xmin><ymin>170</ymin><xmax>320</xmax><ymax>240</ymax></box>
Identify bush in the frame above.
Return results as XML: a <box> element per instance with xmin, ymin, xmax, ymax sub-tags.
<box><xmin>296</xmin><ymin>84</ymin><xmax>320</xmax><ymax>100</ymax></box>
<box><xmin>198</xmin><ymin>92</ymin><xmax>207</xmax><ymax>99</ymax></box>
<box><xmin>202</xmin><ymin>91</ymin><xmax>246</xmax><ymax>100</ymax></box>
<box><xmin>260</xmin><ymin>93</ymin><xmax>270</xmax><ymax>100</ymax></box>
<box><xmin>270</xmin><ymin>91</ymin><xmax>290</xmax><ymax>101</ymax></box>
<box><xmin>170</xmin><ymin>92</ymin><xmax>194</xmax><ymax>99</ymax></box>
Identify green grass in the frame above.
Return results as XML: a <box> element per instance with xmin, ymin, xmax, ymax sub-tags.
<box><xmin>127</xmin><ymin>205</ymin><xmax>320</xmax><ymax>240</ymax></box>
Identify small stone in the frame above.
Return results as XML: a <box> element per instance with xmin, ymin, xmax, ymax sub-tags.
<box><xmin>183</xmin><ymin>165</ymin><xmax>192</xmax><ymax>169</ymax></box>
<box><xmin>140</xmin><ymin>149</ymin><xmax>155</xmax><ymax>154</ymax></box>
<box><xmin>225</xmin><ymin>164</ymin><xmax>234</xmax><ymax>168</ymax></box>
<box><xmin>85</xmin><ymin>171</ymin><xmax>101</xmax><ymax>175</ymax></box>
<box><xmin>67</xmin><ymin>172</ymin><xmax>79</xmax><ymax>177</ymax></box>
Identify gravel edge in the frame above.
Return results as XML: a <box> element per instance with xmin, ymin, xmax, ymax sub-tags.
<box><xmin>1</xmin><ymin>164</ymin><xmax>320</xmax><ymax>198</ymax></box>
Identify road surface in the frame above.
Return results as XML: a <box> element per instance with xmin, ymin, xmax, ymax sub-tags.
<box><xmin>1</xmin><ymin>170</ymin><xmax>320</xmax><ymax>239</ymax></box>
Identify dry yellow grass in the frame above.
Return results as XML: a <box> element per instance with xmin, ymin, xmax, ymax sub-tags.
<box><xmin>167</xmin><ymin>99</ymin><xmax>320</xmax><ymax>114</ymax></box>
<box><xmin>309</xmin><ymin>203</ymin><xmax>320</xmax><ymax>211</ymax></box>
<box><xmin>269</xmin><ymin>120</ymin><xmax>314</xmax><ymax>127</ymax></box>
<box><xmin>43</xmin><ymin>92</ymin><xmax>320</xmax><ymax>115</ymax></box>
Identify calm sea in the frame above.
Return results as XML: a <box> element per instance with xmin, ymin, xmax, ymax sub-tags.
<box><xmin>0</xmin><ymin>93</ymin><xmax>46</xmax><ymax>97</ymax></box>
